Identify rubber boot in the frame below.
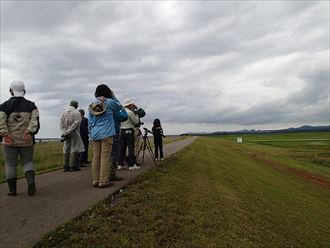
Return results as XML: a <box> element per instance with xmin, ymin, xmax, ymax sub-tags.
<box><xmin>25</xmin><ymin>170</ymin><xmax>36</xmax><ymax>196</ymax></box>
<box><xmin>109</xmin><ymin>161</ymin><xmax>123</xmax><ymax>181</ymax></box>
<box><xmin>7</xmin><ymin>178</ymin><xmax>17</xmax><ymax>196</ymax></box>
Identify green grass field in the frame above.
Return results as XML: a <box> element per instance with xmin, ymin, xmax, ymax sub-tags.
<box><xmin>33</xmin><ymin>133</ymin><xmax>330</xmax><ymax>248</ymax></box>
<box><xmin>219</xmin><ymin>132</ymin><xmax>330</xmax><ymax>179</ymax></box>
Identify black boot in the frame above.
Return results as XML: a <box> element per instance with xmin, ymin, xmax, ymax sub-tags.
<box><xmin>25</xmin><ymin>170</ymin><xmax>36</xmax><ymax>196</ymax></box>
<box><xmin>109</xmin><ymin>161</ymin><xmax>123</xmax><ymax>181</ymax></box>
<box><xmin>7</xmin><ymin>178</ymin><xmax>17</xmax><ymax>196</ymax></box>
<box><xmin>109</xmin><ymin>174</ymin><xmax>123</xmax><ymax>181</ymax></box>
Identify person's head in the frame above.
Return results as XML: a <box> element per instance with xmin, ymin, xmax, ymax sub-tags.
<box><xmin>94</xmin><ymin>84</ymin><xmax>113</xmax><ymax>98</ymax></box>
<box><xmin>79</xmin><ymin>109</ymin><xmax>85</xmax><ymax>116</ymax></box>
<box><xmin>70</xmin><ymin>100</ymin><xmax>78</xmax><ymax>109</ymax></box>
<box><xmin>10</xmin><ymin>80</ymin><xmax>26</xmax><ymax>97</ymax></box>
<box><xmin>123</xmin><ymin>98</ymin><xmax>135</xmax><ymax>110</ymax></box>
<box><xmin>153</xmin><ymin>118</ymin><xmax>161</xmax><ymax>127</ymax></box>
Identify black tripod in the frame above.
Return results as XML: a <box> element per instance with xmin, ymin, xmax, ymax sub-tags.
<box><xmin>136</xmin><ymin>128</ymin><xmax>156</xmax><ymax>165</ymax></box>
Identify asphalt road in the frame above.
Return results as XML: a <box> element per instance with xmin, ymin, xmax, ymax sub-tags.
<box><xmin>0</xmin><ymin>137</ymin><xmax>196</xmax><ymax>248</ymax></box>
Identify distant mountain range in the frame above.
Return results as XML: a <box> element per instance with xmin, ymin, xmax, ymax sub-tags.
<box><xmin>183</xmin><ymin>125</ymin><xmax>330</xmax><ymax>136</ymax></box>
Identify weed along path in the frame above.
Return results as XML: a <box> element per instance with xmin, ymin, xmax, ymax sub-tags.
<box><xmin>0</xmin><ymin>137</ymin><xmax>196</xmax><ymax>248</ymax></box>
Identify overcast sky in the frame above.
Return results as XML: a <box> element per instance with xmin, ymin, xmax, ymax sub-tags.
<box><xmin>1</xmin><ymin>1</ymin><xmax>329</xmax><ymax>137</ymax></box>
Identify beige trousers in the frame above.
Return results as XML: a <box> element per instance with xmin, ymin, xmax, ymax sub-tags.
<box><xmin>134</xmin><ymin>128</ymin><xmax>142</xmax><ymax>155</ymax></box>
<box><xmin>91</xmin><ymin>137</ymin><xmax>113</xmax><ymax>185</ymax></box>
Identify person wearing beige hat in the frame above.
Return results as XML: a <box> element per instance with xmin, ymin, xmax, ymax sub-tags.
<box><xmin>118</xmin><ymin>98</ymin><xmax>140</xmax><ymax>171</ymax></box>
<box><xmin>0</xmin><ymin>80</ymin><xmax>40</xmax><ymax>196</ymax></box>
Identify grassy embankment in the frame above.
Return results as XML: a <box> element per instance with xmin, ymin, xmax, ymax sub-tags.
<box><xmin>33</xmin><ymin>133</ymin><xmax>330</xmax><ymax>248</ymax></box>
<box><xmin>0</xmin><ymin>135</ymin><xmax>186</xmax><ymax>183</ymax></box>
<box><xmin>220</xmin><ymin>132</ymin><xmax>330</xmax><ymax>179</ymax></box>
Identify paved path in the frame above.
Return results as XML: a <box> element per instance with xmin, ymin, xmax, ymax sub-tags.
<box><xmin>0</xmin><ymin>137</ymin><xmax>196</xmax><ymax>248</ymax></box>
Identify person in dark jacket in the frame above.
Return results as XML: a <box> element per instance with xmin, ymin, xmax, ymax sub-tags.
<box><xmin>109</xmin><ymin>108</ymin><xmax>128</xmax><ymax>181</ymax></box>
<box><xmin>77</xmin><ymin>109</ymin><xmax>90</xmax><ymax>167</ymax></box>
<box><xmin>152</xmin><ymin>118</ymin><xmax>165</xmax><ymax>161</ymax></box>
<box><xmin>0</xmin><ymin>80</ymin><xmax>40</xmax><ymax>196</ymax></box>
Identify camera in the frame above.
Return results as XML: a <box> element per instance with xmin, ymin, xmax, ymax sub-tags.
<box><xmin>60</xmin><ymin>134</ymin><xmax>69</xmax><ymax>142</ymax></box>
<box><xmin>143</xmin><ymin>127</ymin><xmax>153</xmax><ymax>135</ymax></box>
<box><xmin>133</xmin><ymin>107</ymin><xmax>146</xmax><ymax>128</ymax></box>
<box><xmin>133</xmin><ymin>108</ymin><xmax>146</xmax><ymax>118</ymax></box>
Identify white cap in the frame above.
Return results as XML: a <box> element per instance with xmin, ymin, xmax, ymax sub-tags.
<box><xmin>123</xmin><ymin>98</ymin><xmax>134</xmax><ymax>107</ymax></box>
<box><xmin>10</xmin><ymin>80</ymin><xmax>25</xmax><ymax>97</ymax></box>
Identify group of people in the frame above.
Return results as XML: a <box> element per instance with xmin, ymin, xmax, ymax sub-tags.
<box><xmin>0</xmin><ymin>81</ymin><xmax>165</xmax><ymax>195</ymax></box>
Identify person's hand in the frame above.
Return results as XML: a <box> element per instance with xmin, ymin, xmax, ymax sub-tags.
<box><xmin>23</xmin><ymin>130</ymin><xmax>32</xmax><ymax>142</ymax></box>
<box><xmin>4</xmin><ymin>133</ymin><xmax>14</xmax><ymax>144</ymax></box>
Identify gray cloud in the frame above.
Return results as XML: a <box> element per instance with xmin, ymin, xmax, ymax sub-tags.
<box><xmin>1</xmin><ymin>1</ymin><xmax>329</xmax><ymax>136</ymax></box>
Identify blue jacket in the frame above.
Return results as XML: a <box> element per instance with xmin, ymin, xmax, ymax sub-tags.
<box><xmin>114</xmin><ymin>109</ymin><xmax>128</xmax><ymax>135</ymax></box>
<box><xmin>88</xmin><ymin>97</ymin><xmax>122</xmax><ymax>140</ymax></box>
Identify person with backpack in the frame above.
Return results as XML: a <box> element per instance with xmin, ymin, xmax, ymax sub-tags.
<box><xmin>152</xmin><ymin>118</ymin><xmax>166</xmax><ymax>161</ymax></box>
<box><xmin>0</xmin><ymin>80</ymin><xmax>40</xmax><ymax>196</ymax></box>
<box><xmin>88</xmin><ymin>84</ymin><xmax>122</xmax><ymax>188</ymax></box>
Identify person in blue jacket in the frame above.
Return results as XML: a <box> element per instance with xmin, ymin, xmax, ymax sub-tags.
<box><xmin>109</xmin><ymin>108</ymin><xmax>128</xmax><ymax>181</ymax></box>
<box><xmin>88</xmin><ymin>84</ymin><xmax>122</xmax><ymax>188</ymax></box>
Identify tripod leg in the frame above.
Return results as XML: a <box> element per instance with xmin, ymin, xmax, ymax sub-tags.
<box><xmin>141</xmin><ymin>141</ymin><xmax>147</xmax><ymax>165</ymax></box>
<box><xmin>146</xmin><ymin>137</ymin><xmax>156</xmax><ymax>164</ymax></box>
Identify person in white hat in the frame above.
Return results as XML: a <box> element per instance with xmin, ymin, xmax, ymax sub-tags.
<box><xmin>118</xmin><ymin>98</ymin><xmax>141</xmax><ymax>171</ymax></box>
<box><xmin>0</xmin><ymin>80</ymin><xmax>40</xmax><ymax>196</ymax></box>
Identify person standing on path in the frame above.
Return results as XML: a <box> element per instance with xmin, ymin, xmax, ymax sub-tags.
<box><xmin>88</xmin><ymin>84</ymin><xmax>122</xmax><ymax>188</ymax></box>
<box><xmin>0</xmin><ymin>80</ymin><xmax>40</xmax><ymax>196</ymax></box>
<box><xmin>77</xmin><ymin>109</ymin><xmax>90</xmax><ymax>167</ymax></box>
<box><xmin>152</xmin><ymin>118</ymin><xmax>165</xmax><ymax>161</ymax></box>
<box><xmin>118</xmin><ymin>99</ymin><xmax>140</xmax><ymax>171</ymax></box>
<box><xmin>109</xmin><ymin>107</ymin><xmax>128</xmax><ymax>181</ymax></box>
<box><xmin>60</xmin><ymin>100</ymin><xmax>84</xmax><ymax>172</ymax></box>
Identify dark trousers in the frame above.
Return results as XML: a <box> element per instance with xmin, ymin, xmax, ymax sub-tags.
<box><xmin>118</xmin><ymin>129</ymin><xmax>135</xmax><ymax>167</ymax></box>
<box><xmin>78</xmin><ymin>139</ymin><xmax>89</xmax><ymax>165</ymax></box>
<box><xmin>111</xmin><ymin>134</ymin><xmax>120</xmax><ymax>163</ymax></box>
<box><xmin>154</xmin><ymin>141</ymin><xmax>163</xmax><ymax>159</ymax></box>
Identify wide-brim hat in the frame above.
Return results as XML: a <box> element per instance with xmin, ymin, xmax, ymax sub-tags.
<box><xmin>89</xmin><ymin>102</ymin><xmax>106</xmax><ymax>116</ymax></box>
<box><xmin>123</xmin><ymin>98</ymin><xmax>134</xmax><ymax>107</ymax></box>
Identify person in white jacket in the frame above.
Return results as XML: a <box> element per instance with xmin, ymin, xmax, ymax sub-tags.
<box><xmin>118</xmin><ymin>99</ymin><xmax>140</xmax><ymax>171</ymax></box>
<box><xmin>60</xmin><ymin>100</ymin><xmax>84</xmax><ymax>172</ymax></box>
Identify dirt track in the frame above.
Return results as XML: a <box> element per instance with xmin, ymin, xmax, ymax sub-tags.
<box><xmin>0</xmin><ymin>137</ymin><xmax>196</xmax><ymax>248</ymax></box>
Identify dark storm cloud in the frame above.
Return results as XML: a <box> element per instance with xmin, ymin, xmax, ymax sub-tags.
<box><xmin>1</xmin><ymin>1</ymin><xmax>329</xmax><ymax>136</ymax></box>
